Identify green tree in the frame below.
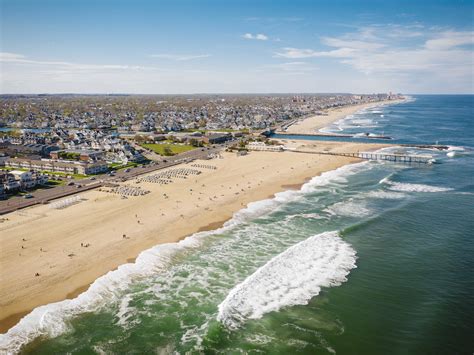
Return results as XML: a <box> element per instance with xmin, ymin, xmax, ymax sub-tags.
<box><xmin>188</xmin><ymin>138</ymin><xmax>202</xmax><ymax>147</ymax></box>
<box><xmin>163</xmin><ymin>146</ymin><xmax>173</xmax><ymax>156</ymax></box>
<box><xmin>134</xmin><ymin>135</ymin><xmax>145</xmax><ymax>143</ymax></box>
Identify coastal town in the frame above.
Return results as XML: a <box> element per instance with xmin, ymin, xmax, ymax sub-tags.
<box><xmin>0</xmin><ymin>91</ymin><xmax>412</xmax><ymax>337</ymax></box>
<box><xmin>0</xmin><ymin>93</ymin><xmax>401</xmax><ymax>201</ymax></box>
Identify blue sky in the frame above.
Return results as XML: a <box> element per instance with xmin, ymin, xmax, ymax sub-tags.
<box><xmin>1</xmin><ymin>0</ymin><xmax>473</xmax><ymax>94</ymax></box>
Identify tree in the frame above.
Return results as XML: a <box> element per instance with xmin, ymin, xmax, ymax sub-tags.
<box><xmin>188</xmin><ymin>138</ymin><xmax>202</xmax><ymax>147</ymax></box>
<box><xmin>134</xmin><ymin>134</ymin><xmax>145</xmax><ymax>143</ymax></box>
<box><xmin>163</xmin><ymin>146</ymin><xmax>173</xmax><ymax>156</ymax></box>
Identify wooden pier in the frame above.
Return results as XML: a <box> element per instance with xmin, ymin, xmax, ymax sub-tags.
<box><xmin>292</xmin><ymin>150</ymin><xmax>435</xmax><ymax>164</ymax></box>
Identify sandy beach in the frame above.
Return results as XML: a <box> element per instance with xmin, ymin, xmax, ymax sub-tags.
<box><xmin>0</xmin><ymin>140</ymin><xmax>390</xmax><ymax>332</ymax></box>
<box><xmin>284</xmin><ymin>99</ymin><xmax>406</xmax><ymax>134</ymax></box>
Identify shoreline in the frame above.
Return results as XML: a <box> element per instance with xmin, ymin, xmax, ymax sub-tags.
<box><xmin>0</xmin><ymin>153</ymin><xmax>362</xmax><ymax>335</ymax></box>
<box><xmin>285</xmin><ymin>98</ymin><xmax>407</xmax><ymax>134</ymax></box>
<box><xmin>0</xmin><ymin>142</ymin><xmax>390</xmax><ymax>334</ymax></box>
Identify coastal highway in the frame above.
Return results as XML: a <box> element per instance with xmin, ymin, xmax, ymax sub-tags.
<box><xmin>0</xmin><ymin>145</ymin><xmax>226</xmax><ymax>215</ymax></box>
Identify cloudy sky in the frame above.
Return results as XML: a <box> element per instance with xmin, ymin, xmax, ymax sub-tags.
<box><xmin>1</xmin><ymin>0</ymin><xmax>473</xmax><ymax>94</ymax></box>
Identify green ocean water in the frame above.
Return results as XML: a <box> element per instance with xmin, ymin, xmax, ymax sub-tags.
<box><xmin>1</xmin><ymin>95</ymin><xmax>473</xmax><ymax>354</ymax></box>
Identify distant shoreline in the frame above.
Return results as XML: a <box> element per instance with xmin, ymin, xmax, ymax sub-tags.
<box><xmin>284</xmin><ymin>98</ymin><xmax>407</xmax><ymax>135</ymax></box>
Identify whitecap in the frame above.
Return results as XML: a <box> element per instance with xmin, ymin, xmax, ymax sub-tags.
<box><xmin>217</xmin><ymin>231</ymin><xmax>357</xmax><ymax>329</ymax></box>
<box><xmin>447</xmin><ymin>146</ymin><xmax>465</xmax><ymax>152</ymax></box>
<box><xmin>381</xmin><ymin>178</ymin><xmax>453</xmax><ymax>193</ymax></box>
<box><xmin>365</xmin><ymin>190</ymin><xmax>406</xmax><ymax>199</ymax></box>
<box><xmin>324</xmin><ymin>200</ymin><xmax>371</xmax><ymax>218</ymax></box>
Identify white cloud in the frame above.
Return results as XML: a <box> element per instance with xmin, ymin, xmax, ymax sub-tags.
<box><xmin>0</xmin><ymin>52</ymin><xmax>155</xmax><ymax>71</ymax></box>
<box><xmin>272</xmin><ymin>25</ymin><xmax>474</xmax><ymax>92</ymax></box>
<box><xmin>242</xmin><ymin>33</ymin><xmax>268</xmax><ymax>41</ymax></box>
<box><xmin>424</xmin><ymin>30</ymin><xmax>474</xmax><ymax>50</ymax></box>
<box><xmin>274</xmin><ymin>26</ymin><xmax>474</xmax><ymax>81</ymax></box>
<box><xmin>274</xmin><ymin>47</ymin><xmax>356</xmax><ymax>59</ymax></box>
<box><xmin>1</xmin><ymin>24</ymin><xmax>472</xmax><ymax>94</ymax></box>
<box><xmin>0</xmin><ymin>52</ymin><xmax>27</xmax><ymax>61</ymax></box>
<box><xmin>149</xmin><ymin>53</ymin><xmax>211</xmax><ymax>61</ymax></box>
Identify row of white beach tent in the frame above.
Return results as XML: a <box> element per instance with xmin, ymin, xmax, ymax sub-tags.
<box><xmin>109</xmin><ymin>185</ymin><xmax>150</xmax><ymax>197</ymax></box>
<box><xmin>191</xmin><ymin>164</ymin><xmax>217</xmax><ymax>170</ymax></box>
<box><xmin>136</xmin><ymin>168</ymin><xmax>202</xmax><ymax>183</ymax></box>
<box><xmin>49</xmin><ymin>195</ymin><xmax>83</xmax><ymax>209</ymax></box>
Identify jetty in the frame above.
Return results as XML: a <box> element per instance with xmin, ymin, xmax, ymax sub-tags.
<box><xmin>291</xmin><ymin>150</ymin><xmax>435</xmax><ymax>164</ymax></box>
<box><xmin>261</xmin><ymin>125</ymin><xmax>392</xmax><ymax>140</ymax></box>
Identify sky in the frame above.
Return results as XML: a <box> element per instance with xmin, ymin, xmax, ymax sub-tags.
<box><xmin>0</xmin><ymin>0</ymin><xmax>473</xmax><ymax>94</ymax></box>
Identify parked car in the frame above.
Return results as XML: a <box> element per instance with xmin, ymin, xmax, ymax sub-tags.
<box><xmin>23</xmin><ymin>194</ymin><xmax>33</xmax><ymax>199</ymax></box>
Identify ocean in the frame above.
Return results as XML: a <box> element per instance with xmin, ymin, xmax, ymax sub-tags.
<box><xmin>2</xmin><ymin>95</ymin><xmax>473</xmax><ymax>354</ymax></box>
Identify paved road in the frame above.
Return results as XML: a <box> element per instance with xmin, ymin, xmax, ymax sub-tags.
<box><xmin>0</xmin><ymin>145</ymin><xmax>226</xmax><ymax>215</ymax></box>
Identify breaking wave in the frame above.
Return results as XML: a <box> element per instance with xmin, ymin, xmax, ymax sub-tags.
<box><xmin>380</xmin><ymin>177</ymin><xmax>453</xmax><ymax>193</ymax></box>
<box><xmin>365</xmin><ymin>190</ymin><xmax>406</xmax><ymax>199</ymax></box>
<box><xmin>217</xmin><ymin>231</ymin><xmax>357</xmax><ymax>329</ymax></box>
<box><xmin>324</xmin><ymin>200</ymin><xmax>372</xmax><ymax>218</ymax></box>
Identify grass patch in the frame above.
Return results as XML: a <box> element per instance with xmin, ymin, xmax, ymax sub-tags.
<box><xmin>207</xmin><ymin>128</ymin><xmax>249</xmax><ymax>133</ymax></box>
<box><xmin>108</xmin><ymin>161</ymin><xmax>141</xmax><ymax>170</ymax></box>
<box><xmin>47</xmin><ymin>179</ymin><xmax>66</xmax><ymax>186</ymax></box>
<box><xmin>141</xmin><ymin>143</ymin><xmax>196</xmax><ymax>156</ymax></box>
<box><xmin>39</xmin><ymin>170</ymin><xmax>89</xmax><ymax>179</ymax></box>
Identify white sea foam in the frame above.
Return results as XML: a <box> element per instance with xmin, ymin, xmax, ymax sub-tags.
<box><xmin>365</xmin><ymin>190</ymin><xmax>406</xmax><ymax>199</ymax></box>
<box><xmin>0</xmin><ymin>233</ymin><xmax>208</xmax><ymax>354</ymax></box>
<box><xmin>301</xmin><ymin>161</ymin><xmax>370</xmax><ymax>193</ymax></box>
<box><xmin>351</xmin><ymin>118</ymin><xmax>374</xmax><ymax>125</ymax></box>
<box><xmin>294</xmin><ymin>212</ymin><xmax>326</xmax><ymax>220</ymax></box>
<box><xmin>324</xmin><ymin>200</ymin><xmax>371</xmax><ymax>218</ymax></box>
<box><xmin>217</xmin><ymin>231</ymin><xmax>357</xmax><ymax>329</ymax></box>
<box><xmin>0</xmin><ymin>161</ymin><xmax>372</xmax><ymax>353</ymax></box>
<box><xmin>447</xmin><ymin>146</ymin><xmax>465</xmax><ymax>152</ymax></box>
<box><xmin>380</xmin><ymin>178</ymin><xmax>453</xmax><ymax>193</ymax></box>
<box><xmin>388</xmin><ymin>182</ymin><xmax>453</xmax><ymax>193</ymax></box>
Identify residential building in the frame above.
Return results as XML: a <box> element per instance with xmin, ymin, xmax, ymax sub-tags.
<box><xmin>5</xmin><ymin>158</ymin><xmax>108</xmax><ymax>175</ymax></box>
